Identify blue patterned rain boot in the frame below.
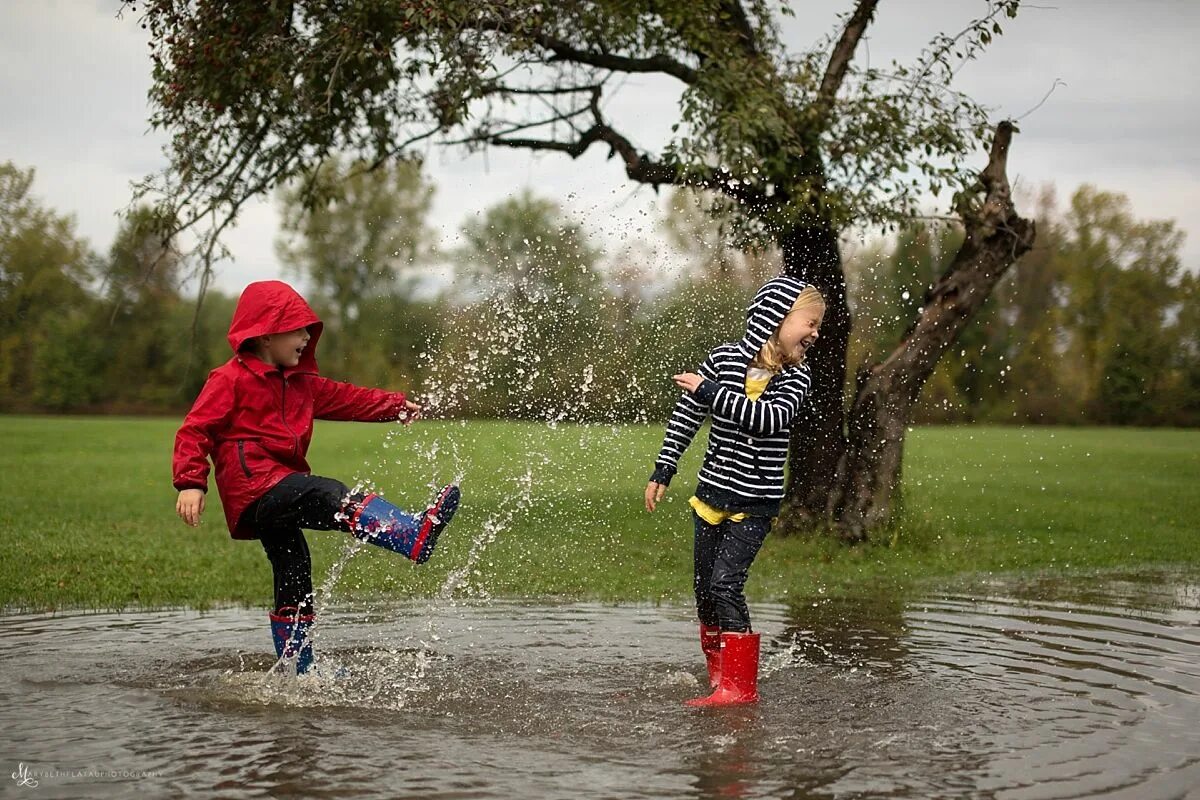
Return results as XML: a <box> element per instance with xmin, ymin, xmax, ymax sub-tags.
<box><xmin>269</xmin><ymin>606</ymin><xmax>315</xmax><ymax>675</ymax></box>
<box><xmin>348</xmin><ymin>485</ymin><xmax>460</xmax><ymax>564</ymax></box>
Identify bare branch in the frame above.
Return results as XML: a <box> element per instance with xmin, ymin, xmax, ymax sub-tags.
<box><xmin>980</xmin><ymin>119</ymin><xmax>1016</xmax><ymax>192</ymax></box>
<box><xmin>454</xmin><ymin>103</ymin><xmax>593</xmax><ymax>145</ymax></box>
<box><xmin>818</xmin><ymin>0</ymin><xmax>880</xmax><ymax>112</ymax></box>
<box><xmin>901</xmin><ymin>2</ymin><xmax>1018</xmax><ymax>106</ymax></box>
<box><xmin>490</xmin><ymin>132</ymin><xmax>597</xmax><ymax>157</ymax></box>
<box><xmin>490</xmin><ymin>87</ymin><xmax>781</xmax><ymax>212</ymax></box>
<box><xmin>349</xmin><ymin>126</ymin><xmax>445</xmax><ymax>177</ymax></box>
<box><xmin>830</xmin><ymin>121</ymin><xmax>1036</xmax><ymax>535</ymax></box>
<box><xmin>478</xmin><ymin>82</ymin><xmax>605</xmax><ymax>97</ymax></box>
<box><xmin>540</xmin><ymin>38</ymin><xmax>698</xmax><ymax>84</ymax></box>
<box><xmin>1015</xmin><ymin>78</ymin><xmax>1066</xmax><ymax>121</ymax></box>
<box><xmin>472</xmin><ymin>18</ymin><xmax>698</xmax><ymax>84</ymax></box>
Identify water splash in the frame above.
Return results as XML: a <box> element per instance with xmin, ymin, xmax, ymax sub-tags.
<box><xmin>437</xmin><ymin>468</ymin><xmax>536</xmax><ymax>602</ymax></box>
<box><xmin>266</xmin><ymin>283</ymin><xmax>614</xmax><ymax>699</ymax></box>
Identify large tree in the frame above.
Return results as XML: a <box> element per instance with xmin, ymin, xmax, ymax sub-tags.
<box><xmin>124</xmin><ymin>0</ymin><xmax>1035</xmax><ymax>539</ymax></box>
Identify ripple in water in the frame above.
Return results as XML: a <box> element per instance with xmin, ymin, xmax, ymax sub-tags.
<box><xmin>1</xmin><ymin>572</ymin><xmax>1197</xmax><ymax>799</ymax></box>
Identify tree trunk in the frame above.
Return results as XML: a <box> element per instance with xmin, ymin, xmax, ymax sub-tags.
<box><xmin>776</xmin><ymin>222</ymin><xmax>850</xmax><ymax>530</ymax></box>
<box><xmin>828</xmin><ymin>122</ymin><xmax>1036</xmax><ymax>540</ymax></box>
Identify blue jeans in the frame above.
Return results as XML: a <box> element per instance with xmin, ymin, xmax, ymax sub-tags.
<box><xmin>693</xmin><ymin>512</ymin><xmax>772</xmax><ymax>632</ymax></box>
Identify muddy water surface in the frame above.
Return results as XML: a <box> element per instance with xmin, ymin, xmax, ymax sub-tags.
<box><xmin>1</xmin><ymin>572</ymin><xmax>1197</xmax><ymax>799</ymax></box>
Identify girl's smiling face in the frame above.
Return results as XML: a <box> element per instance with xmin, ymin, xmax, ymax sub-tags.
<box><xmin>259</xmin><ymin>327</ymin><xmax>311</xmax><ymax>368</ymax></box>
<box><xmin>776</xmin><ymin>306</ymin><xmax>824</xmax><ymax>361</ymax></box>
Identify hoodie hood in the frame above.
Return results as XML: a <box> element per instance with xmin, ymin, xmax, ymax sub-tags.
<box><xmin>737</xmin><ymin>275</ymin><xmax>810</xmax><ymax>359</ymax></box>
<box><xmin>227</xmin><ymin>280</ymin><xmax>323</xmax><ymax>372</ymax></box>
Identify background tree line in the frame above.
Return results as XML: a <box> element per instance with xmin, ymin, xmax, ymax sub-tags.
<box><xmin>2</xmin><ymin>158</ymin><xmax>1196</xmax><ymax>426</ymax></box>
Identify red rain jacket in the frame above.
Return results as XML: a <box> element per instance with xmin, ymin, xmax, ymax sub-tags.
<box><xmin>172</xmin><ymin>281</ymin><xmax>409</xmax><ymax>538</ymax></box>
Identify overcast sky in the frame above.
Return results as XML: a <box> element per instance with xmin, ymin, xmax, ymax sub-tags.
<box><xmin>2</xmin><ymin>0</ymin><xmax>1197</xmax><ymax>295</ymax></box>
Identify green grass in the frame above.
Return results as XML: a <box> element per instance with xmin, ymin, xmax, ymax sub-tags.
<box><xmin>0</xmin><ymin>416</ymin><xmax>1197</xmax><ymax>612</ymax></box>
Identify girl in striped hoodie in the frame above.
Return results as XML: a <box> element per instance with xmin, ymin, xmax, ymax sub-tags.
<box><xmin>645</xmin><ymin>276</ymin><xmax>824</xmax><ymax>706</ymax></box>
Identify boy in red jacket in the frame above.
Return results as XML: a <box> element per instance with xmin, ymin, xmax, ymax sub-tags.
<box><xmin>173</xmin><ymin>281</ymin><xmax>460</xmax><ymax>675</ymax></box>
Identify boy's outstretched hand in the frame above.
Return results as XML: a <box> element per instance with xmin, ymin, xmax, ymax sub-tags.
<box><xmin>177</xmin><ymin>489</ymin><xmax>205</xmax><ymax>527</ymax></box>
<box><xmin>645</xmin><ymin>481</ymin><xmax>667</xmax><ymax>512</ymax></box>
<box><xmin>399</xmin><ymin>399</ymin><xmax>422</xmax><ymax>425</ymax></box>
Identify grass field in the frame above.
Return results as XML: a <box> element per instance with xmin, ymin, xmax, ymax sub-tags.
<box><xmin>0</xmin><ymin>416</ymin><xmax>1197</xmax><ymax>611</ymax></box>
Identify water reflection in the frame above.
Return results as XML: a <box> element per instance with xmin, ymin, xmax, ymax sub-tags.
<box><xmin>682</xmin><ymin>707</ymin><xmax>763</xmax><ymax>800</ymax></box>
<box><xmin>779</xmin><ymin>591</ymin><xmax>912</xmax><ymax>673</ymax></box>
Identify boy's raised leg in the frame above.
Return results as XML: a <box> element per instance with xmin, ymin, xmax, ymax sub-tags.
<box><xmin>347</xmin><ymin>485</ymin><xmax>461</xmax><ymax>563</ymax></box>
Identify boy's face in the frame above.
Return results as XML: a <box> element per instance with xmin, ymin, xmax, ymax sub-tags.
<box><xmin>777</xmin><ymin>306</ymin><xmax>824</xmax><ymax>361</ymax></box>
<box><xmin>259</xmin><ymin>327</ymin><xmax>311</xmax><ymax>368</ymax></box>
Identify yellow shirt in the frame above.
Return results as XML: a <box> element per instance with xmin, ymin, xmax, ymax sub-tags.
<box><xmin>689</xmin><ymin>367</ymin><xmax>775</xmax><ymax>524</ymax></box>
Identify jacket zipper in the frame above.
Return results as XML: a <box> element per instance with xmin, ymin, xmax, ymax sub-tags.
<box><xmin>237</xmin><ymin>441</ymin><xmax>252</xmax><ymax>478</ymax></box>
<box><xmin>280</xmin><ymin>374</ymin><xmax>299</xmax><ymax>457</ymax></box>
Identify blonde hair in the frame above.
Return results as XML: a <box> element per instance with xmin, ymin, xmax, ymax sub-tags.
<box><xmin>751</xmin><ymin>286</ymin><xmax>825</xmax><ymax>371</ymax></box>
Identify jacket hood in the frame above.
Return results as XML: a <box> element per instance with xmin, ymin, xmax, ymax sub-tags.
<box><xmin>738</xmin><ymin>275</ymin><xmax>810</xmax><ymax>359</ymax></box>
<box><xmin>227</xmin><ymin>280</ymin><xmax>323</xmax><ymax>372</ymax></box>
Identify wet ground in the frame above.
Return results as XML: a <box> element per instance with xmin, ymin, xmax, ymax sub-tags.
<box><xmin>1</xmin><ymin>571</ymin><xmax>1197</xmax><ymax>799</ymax></box>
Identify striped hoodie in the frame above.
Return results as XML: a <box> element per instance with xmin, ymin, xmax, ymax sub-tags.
<box><xmin>650</xmin><ymin>276</ymin><xmax>814</xmax><ymax>517</ymax></box>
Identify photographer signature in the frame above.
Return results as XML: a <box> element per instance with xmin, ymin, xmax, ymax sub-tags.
<box><xmin>11</xmin><ymin>762</ymin><xmax>38</xmax><ymax>788</ymax></box>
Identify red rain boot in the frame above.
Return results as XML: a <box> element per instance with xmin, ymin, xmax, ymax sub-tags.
<box><xmin>686</xmin><ymin>631</ymin><xmax>760</xmax><ymax>707</ymax></box>
<box><xmin>700</xmin><ymin>624</ymin><xmax>722</xmax><ymax>689</ymax></box>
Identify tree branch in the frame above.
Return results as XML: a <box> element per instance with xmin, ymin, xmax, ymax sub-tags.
<box><xmin>489</xmin><ymin>131</ymin><xmax>599</xmax><ymax>158</ymax></box>
<box><xmin>956</xmin><ymin>119</ymin><xmax>1017</xmax><ymax>232</ymax></box>
<box><xmin>539</xmin><ymin>37</ymin><xmax>698</xmax><ymax>84</ymax></box>
<box><xmin>478</xmin><ymin>81</ymin><xmax>605</xmax><ymax>98</ymax></box>
<box><xmin>818</xmin><ymin>0</ymin><xmax>880</xmax><ymax>112</ymax></box>
<box><xmin>718</xmin><ymin>0</ymin><xmax>761</xmax><ymax>59</ymax></box>
<box><xmin>456</xmin><ymin>103</ymin><xmax>593</xmax><ymax>146</ymax></box>
<box><xmin>350</xmin><ymin>126</ymin><xmax>444</xmax><ymax>177</ymax></box>
<box><xmin>980</xmin><ymin>119</ymin><xmax>1015</xmax><ymax>193</ymax></box>
<box><xmin>489</xmin><ymin>87</ymin><xmax>780</xmax><ymax>211</ymax></box>
<box><xmin>901</xmin><ymin>2</ymin><xmax>1017</xmax><ymax>106</ymax></box>
<box><xmin>473</xmin><ymin>18</ymin><xmax>698</xmax><ymax>84</ymax></box>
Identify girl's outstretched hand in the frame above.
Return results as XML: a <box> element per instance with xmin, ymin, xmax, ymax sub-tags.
<box><xmin>177</xmin><ymin>489</ymin><xmax>205</xmax><ymax>527</ymax></box>
<box><xmin>645</xmin><ymin>481</ymin><xmax>667</xmax><ymax>512</ymax></box>
<box><xmin>673</xmin><ymin>372</ymin><xmax>703</xmax><ymax>393</ymax></box>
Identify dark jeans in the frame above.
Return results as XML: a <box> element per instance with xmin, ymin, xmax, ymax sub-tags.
<box><xmin>693</xmin><ymin>511</ymin><xmax>772</xmax><ymax>632</ymax></box>
<box><xmin>244</xmin><ymin>474</ymin><xmax>362</xmax><ymax>615</ymax></box>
